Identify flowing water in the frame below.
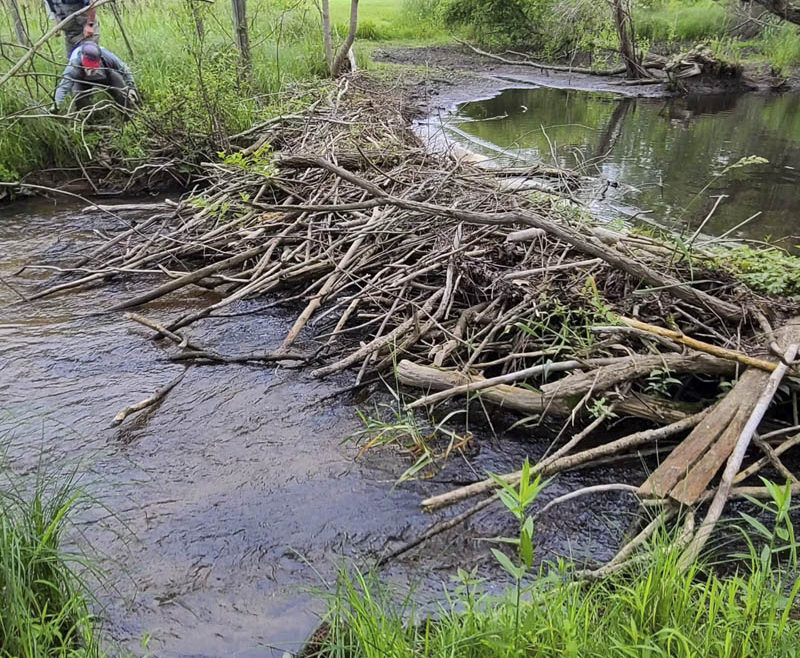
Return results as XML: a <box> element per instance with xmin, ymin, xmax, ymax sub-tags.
<box><xmin>0</xmin><ymin>199</ymin><xmax>637</xmax><ymax>657</ymax></box>
<box><xmin>440</xmin><ymin>87</ymin><xmax>800</xmax><ymax>246</ymax></box>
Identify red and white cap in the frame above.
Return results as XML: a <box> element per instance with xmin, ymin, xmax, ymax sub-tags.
<box><xmin>80</xmin><ymin>42</ymin><xmax>101</xmax><ymax>69</ymax></box>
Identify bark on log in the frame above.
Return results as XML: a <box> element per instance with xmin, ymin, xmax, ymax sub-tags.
<box><xmin>396</xmin><ymin>360</ymin><xmax>690</xmax><ymax>424</ymax></box>
<box><xmin>621</xmin><ymin>317</ymin><xmax>778</xmax><ymax>372</ymax></box>
<box><xmin>421</xmin><ymin>408</ymin><xmax>709</xmax><ymax>511</ymax></box>
<box><xmin>678</xmin><ymin>342</ymin><xmax>798</xmax><ymax>569</ymax></box>
<box><xmin>540</xmin><ymin>353</ymin><xmax>736</xmax><ymax>398</ymax></box>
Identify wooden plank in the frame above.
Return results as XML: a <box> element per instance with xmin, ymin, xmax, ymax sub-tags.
<box><xmin>638</xmin><ymin>393</ymin><xmax>739</xmax><ymax>498</ymax></box>
<box><xmin>668</xmin><ymin>370</ymin><xmax>769</xmax><ymax>505</ymax></box>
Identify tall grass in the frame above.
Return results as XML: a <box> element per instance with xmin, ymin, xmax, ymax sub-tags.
<box><xmin>0</xmin><ymin>0</ymin><xmax>333</xmax><ymax>180</ymax></box>
<box><xmin>319</xmin><ymin>538</ymin><xmax>800</xmax><ymax>658</ymax></box>
<box><xmin>316</xmin><ymin>479</ymin><xmax>800</xmax><ymax>658</ymax></box>
<box><xmin>0</xmin><ymin>462</ymin><xmax>102</xmax><ymax>658</ymax></box>
<box><xmin>756</xmin><ymin>22</ymin><xmax>800</xmax><ymax>71</ymax></box>
<box><xmin>637</xmin><ymin>0</ymin><xmax>734</xmax><ymax>43</ymax></box>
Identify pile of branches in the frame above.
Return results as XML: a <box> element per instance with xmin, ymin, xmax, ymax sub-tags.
<box><xmin>27</xmin><ymin>77</ymin><xmax>800</xmax><ymax>572</ymax></box>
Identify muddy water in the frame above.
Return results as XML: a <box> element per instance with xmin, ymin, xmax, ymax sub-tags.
<box><xmin>442</xmin><ymin>87</ymin><xmax>800</xmax><ymax>245</ymax></box>
<box><xmin>1</xmin><ymin>199</ymin><xmax>640</xmax><ymax>657</ymax></box>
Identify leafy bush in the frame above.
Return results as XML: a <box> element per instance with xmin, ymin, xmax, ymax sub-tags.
<box><xmin>723</xmin><ymin>245</ymin><xmax>800</xmax><ymax>296</ymax></box>
<box><xmin>440</xmin><ymin>0</ymin><xmax>542</xmax><ymax>45</ymax></box>
<box><xmin>637</xmin><ymin>0</ymin><xmax>733</xmax><ymax>43</ymax></box>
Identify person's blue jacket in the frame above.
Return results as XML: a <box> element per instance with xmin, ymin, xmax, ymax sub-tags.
<box><xmin>45</xmin><ymin>0</ymin><xmax>90</xmax><ymax>22</ymax></box>
<box><xmin>55</xmin><ymin>44</ymin><xmax>136</xmax><ymax>105</ymax></box>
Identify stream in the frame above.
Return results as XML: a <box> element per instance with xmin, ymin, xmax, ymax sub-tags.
<box><xmin>0</xmin><ymin>198</ymin><xmax>638</xmax><ymax>657</ymax></box>
<box><xmin>433</xmin><ymin>85</ymin><xmax>800</xmax><ymax>246</ymax></box>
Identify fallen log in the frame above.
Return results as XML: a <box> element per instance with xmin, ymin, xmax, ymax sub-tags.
<box><xmin>678</xmin><ymin>341</ymin><xmax>798</xmax><ymax>569</ymax></box>
<box><xmin>396</xmin><ymin>359</ymin><xmax>692</xmax><ymax>426</ymax></box>
<box><xmin>406</xmin><ymin>353</ymin><xmax>734</xmax><ymax>410</ymax></box>
<box><xmin>539</xmin><ymin>352</ymin><xmax>736</xmax><ymax>398</ymax></box>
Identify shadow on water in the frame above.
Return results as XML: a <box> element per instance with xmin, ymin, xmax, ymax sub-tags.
<box><xmin>449</xmin><ymin>86</ymin><xmax>800</xmax><ymax>247</ymax></box>
<box><xmin>0</xmin><ymin>199</ymin><xmax>651</xmax><ymax>656</ymax></box>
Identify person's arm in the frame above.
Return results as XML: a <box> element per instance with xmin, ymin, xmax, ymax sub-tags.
<box><xmin>54</xmin><ymin>52</ymin><xmax>81</xmax><ymax>107</ymax></box>
<box><xmin>102</xmin><ymin>49</ymin><xmax>136</xmax><ymax>90</ymax></box>
<box><xmin>84</xmin><ymin>1</ymin><xmax>97</xmax><ymax>38</ymax></box>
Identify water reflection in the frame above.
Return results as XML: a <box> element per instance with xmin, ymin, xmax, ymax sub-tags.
<box><xmin>452</xmin><ymin>87</ymin><xmax>800</xmax><ymax>245</ymax></box>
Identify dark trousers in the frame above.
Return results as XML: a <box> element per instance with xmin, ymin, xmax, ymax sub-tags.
<box><xmin>71</xmin><ymin>70</ymin><xmax>131</xmax><ymax>111</ymax></box>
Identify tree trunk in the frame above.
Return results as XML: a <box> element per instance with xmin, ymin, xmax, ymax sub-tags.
<box><xmin>321</xmin><ymin>0</ymin><xmax>334</xmax><ymax>71</ymax></box>
<box><xmin>331</xmin><ymin>0</ymin><xmax>359</xmax><ymax>77</ymax></box>
<box><xmin>231</xmin><ymin>0</ymin><xmax>252</xmax><ymax>79</ymax></box>
<box><xmin>4</xmin><ymin>0</ymin><xmax>28</xmax><ymax>46</ymax></box>
<box><xmin>613</xmin><ymin>0</ymin><xmax>640</xmax><ymax>79</ymax></box>
<box><xmin>750</xmin><ymin>0</ymin><xmax>800</xmax><ymax>24</ymax></box>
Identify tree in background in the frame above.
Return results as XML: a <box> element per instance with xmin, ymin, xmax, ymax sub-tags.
<box><xmin>320</xmin><ymin>0</ymin><xmax>360</xmax><ymax>77</ymax></box>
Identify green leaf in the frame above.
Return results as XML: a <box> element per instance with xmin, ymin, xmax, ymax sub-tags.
<box><xmin>491</xmin><ymin>548</ymin><xmax>523</xmax><ymax>580</ymax></box>
<box><xmin>739</xmin><ymin>512</ymin><xmax>771</xmax><ymax>540</ymax></box>
<box><xmin>520</xmin><ymin>528</ymin><xmax>534</xmax><ymax>568</ymax></box>
<box><xmin>522</xmin><ymin>515</ymin><xmax>534</xmax><ymax>538</ymax></box>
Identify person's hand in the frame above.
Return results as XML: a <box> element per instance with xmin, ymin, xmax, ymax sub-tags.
<box><xmin>83</xmin><ymin>22</ymin><xmax>95</xmax><ymax>38</ymax></box>
<box><xmin>127</xmin><ymin>89</ymin><xmax>140</xmax><ymax>106</ymax></box>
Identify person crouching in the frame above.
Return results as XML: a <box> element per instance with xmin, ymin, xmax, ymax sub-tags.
<box><xmin>55</xmin><ymin>42</ymin><xmax>139</xmax><ymax>114</ymax></box>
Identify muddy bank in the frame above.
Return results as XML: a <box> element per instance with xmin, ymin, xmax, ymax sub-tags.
<box><xmin>375</xmin><ymin>44</ymin><xmax>790</xmax><ymax>114</ymax></box>
<box><xmin>0</xmin><ymin>199</ymin><xmax>645</xmax><ymax>657</ymax></box>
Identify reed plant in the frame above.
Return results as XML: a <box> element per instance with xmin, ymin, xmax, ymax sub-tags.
<box><xmin>0</xmin><ymin>458</ymin><xmax>102</xmax><ymax>658</ymax></box>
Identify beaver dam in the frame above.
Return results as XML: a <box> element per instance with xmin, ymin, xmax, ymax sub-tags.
<box><xmin>9</xmin><ymin>76</ymin><xmax>800</xmax><ymax>649</ymax></box>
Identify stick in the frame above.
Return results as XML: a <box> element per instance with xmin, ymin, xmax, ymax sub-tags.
<box><xmin>620</xmin><ymin>317</ymin><xmax>777</xmax><ymax>372</ymax></box>
<box><xmin>421</xmin><ymin>408</ymin><xmax>709</xmax><ymax>511</ymax></box>
<box><xmin>405</xmin><ymin>358</ymin><xmax>608</xmax><ymax>409</ymax></box>
<box><xmin>124</xmin><ymin>311</ymin><xmax>201</xmax><ymax>349</ymax></box>
<box><xmin>502</xmin><ymin>258</ymin><xmax>602</xmax><ymax>280</ymax></box>
<box><xmin>108</xmin><ymin>242</ymin><xmax>272</xmax><ymax>311</ymax></box>
<box><xmin>110</xmin><ymin>371</ymin><xmax>186</xmax><ymax>427</ymax></box>
<box><xmin>734</xmin><ymin>432</ymin><xmax>800</xmax><ymax>484</ymax></box>
<box><xmin>454</xmin><ymin>38</ymin><xmax>630</xmax><ymax>76</ymax></box>
<box><xmin>110</xmin><ymin>0</ymin><xmax>135</xmax><ymax>61</ymax></box>
<box><xmin>678</xmin><ymin>343</ymin><xmax>798</xmax><ymax>570</ymax></box>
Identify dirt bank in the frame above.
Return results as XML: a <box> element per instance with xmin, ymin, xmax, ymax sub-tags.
<box><xmin>374</xmin><ymin>44</ymin><xmax>792</xmax><ymax>114</ymax></box>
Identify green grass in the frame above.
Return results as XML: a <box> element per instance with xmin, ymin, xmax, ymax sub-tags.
<box><xmin>755</xmin><ymin>22</ymin><xmax>800</xmax><ymax>71</ymax></box>
<box><xmin>316</xmin><ymin>485</ymin><xmax>800</xmax><ymax>658</ymax></box>
<box><xmin>0</xmin><ymin>462</ymin><xmax>102</xmax><ymax>658</ymax></box>
<box><xmin>637</xmin><ymin>0</ymin><xmax>734</xmax><ymax>43</ymax></box>
<box><xmin>0</xmin><ymin>0</ymin><xmax>334</xmax><ymax>180</ymax></box>
<box><xmin>329</xmin><ymin>0</ymin><xmax>449</xmax><ymax>44</ymax></box>
<box><xmin>0</xmin><ymin>0</ymin><xmax>449</xmax><ymax>181</ymax></box>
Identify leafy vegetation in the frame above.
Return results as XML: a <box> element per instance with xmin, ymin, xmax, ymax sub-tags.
<box><xmin>0</xmin><ymin>461</ymin><xmax>102</xmax><ymax>658</ymax></box>
<box><xmin>316</xmin><ymin>476</ymin><xmax>800</xmax><ymax>658</ymax></box>
<box><xmin>721</xmin><ymin>245</ymin><xmax>800</xmax><ymax>296</ymax></box>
